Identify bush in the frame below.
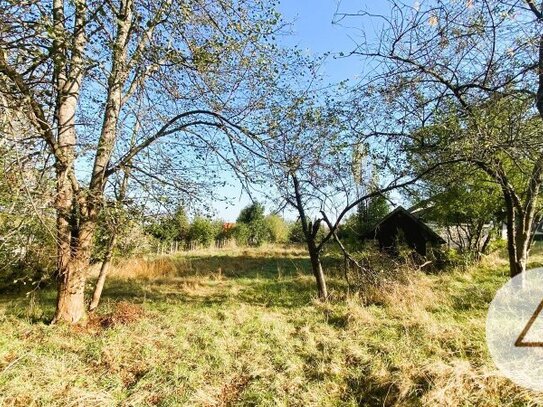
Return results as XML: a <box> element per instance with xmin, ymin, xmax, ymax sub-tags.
<box><xmin>433</xmin><ymin>247</ymin><xmax>479</xmax><ymax>270</ymax></box>
<box><xmin>233</xmin><ymin>223</ymin><xmax>251</xmax><ymax>246</ymax></box>
<box><xmin>265</xmin><ymin>214</ymin><xmax>289</xmax><ymax>243</ymax></box>
<box><xmin>288</xmin><ymin>220</ymin><xmax>328</xmax><ymax>244</ymax></box>
<box><xmin>236</xmin><ymin>202</ymin><xmax>270</xmax><ymax>246</ymax></box>
<box><xmin>339</xmin><ymin>196</ymin><xmax>390</xmax><ymax>242</ymax></box>
<box><xmin>145</xmin><ymin>206</ymin><xmax>190</xmax><ymax>242</ymax></box>
<box><xmin>288</xmin><ymin>220</ymin><xmax>306</xmax><ymax>243</ymax></box>
<box><xmin>94</xmin><ymin>205</ymin><xmax>153</xmax><ymax>262</ymax></box>
<box><xmin>188</xmin><ymin>217</ymin><xmax>220</xmax><ymax>247</ymax></box>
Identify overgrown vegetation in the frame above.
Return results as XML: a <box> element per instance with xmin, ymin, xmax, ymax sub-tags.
<box><xmin>2</xmin><ymin>0</ymin><xmax>543</xmax><ymax>403</ymax></box>
<box><xmin>1</xmin><ymin>245</ymin><xmax>542</xmax><ymax>406</ymax></box>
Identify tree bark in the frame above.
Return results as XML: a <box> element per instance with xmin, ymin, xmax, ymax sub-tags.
<box><xmin>89</xmin><ymin>235</ymin><xmax>115</xmax><ymax>312</ymax></box>
<box><xmin>307</xmin><ymin>239</ymin><xmax>328</xmax><ymax>299</ymax></box>
<box><xmin>49</xmin><ymin>0</ymin><xmax>89</xmax><ymax>324</ymax></box>
<box><xmin>52</xmin><ymin>258</ymin><xmax>87</xmax><ymax>324</ymax></box>
<box><xmin>52</xmin><ymin>217</ymin><xmax>95</xmax><ymax>323</ymax></box>
<box><xmin>503</xmin><ymin>193</ymin><xmax>534</xmax><ymax>278</ymax></box>
<box><xmin>52</xmin><ymin>0</ymin><xmax>133</xmax><ymax>322</ymax></box>
<box><xmin>289</xmin><ymin>171</ymin><xmax>329</xmax><ymax>299</ymax></box>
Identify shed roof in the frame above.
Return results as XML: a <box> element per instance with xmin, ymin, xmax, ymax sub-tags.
<box><xmin>369</xmin><ymin>206</ymin><xmax>446</xmax><ymax>244</ymax></box>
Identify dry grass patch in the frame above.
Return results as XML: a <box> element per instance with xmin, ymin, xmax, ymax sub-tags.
<box><xmin>3</xmin><ymin>245</ymin><xmax>543</xmax><ymax>405</ymax></box>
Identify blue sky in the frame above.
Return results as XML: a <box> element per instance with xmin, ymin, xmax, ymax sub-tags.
<box><xmin>212</xmin><ymin>1</ymin><xmax>393</xmax><ymax>221</ymax></box>
<box><xmin>278</xmin><ymin>1</ymin><xmax>393</xmax><ymax>82</ymax></box>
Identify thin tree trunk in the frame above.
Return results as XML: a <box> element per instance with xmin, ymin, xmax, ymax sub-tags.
<box><xmin>290</xmin><ymin>171</ymin><xmax>329</xmax><ymax>299</ymax></box>
<box><xmin>480</xmin><ymin>229</ymin><xmax>492</xmax><ymax>256</ymax></box>
<box><xmin>89</xmin><ymin>235</ymin><xmax>116</xmax><ymax>312</ymax></box>
<box><xmin>89</xmin><ymin>161</ymin><xmax>131</xmax><ymax>312</ymax></box>
<box><xmin>307</xmin><ymin>240</ymin><xmax>328</xmax><ymax>299</ymax></box>
<box><xmin>506</xmin><ymin>220</ymin><xmax>524</xmax><ymax>278</ymax></box>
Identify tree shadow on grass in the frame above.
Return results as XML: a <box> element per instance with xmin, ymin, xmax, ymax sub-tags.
<box><xmin>100</xmin><ymin>253</ymin><xmax>345</xmax><ymax>309</ymax></box>
<box><xmin>0</xmin><ymin>288</ymin><xmax>58</xmax><ymax>323</ymax></box>
<box><xmin>165</xmin><ymin>255</ymin><xmax>313</xmax><ymax>279</ymax></box>
<box><xmin>99</xmin><ymin>274</ymin><xmax>319</xmax><ymax>309</ymax></box>
<box><xmin>340</xmin><ymin>362</ymin><xmax>430</xmax><ymax>407</ymax></box>
<box><xmin>0</xmin><ymin>253</ymin><xmax>345</xmax><ymax>320</ymax></box>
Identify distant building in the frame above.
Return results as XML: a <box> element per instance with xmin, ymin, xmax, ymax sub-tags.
<box><xmin>366</xmin><ymin>206</ymin><xmax>445</xmax><ymax>256</ymax></box>
<box><xmin>222</xmin><ymin>222</ymin><xmax>236</xmax><ymax>232</ymax></box>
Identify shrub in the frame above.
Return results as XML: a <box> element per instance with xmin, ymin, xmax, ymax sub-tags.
<box><xmin>288</xmin><ymin>220</ymin><xmax>327</xmax><ymax>244</ymax></box>
<box><xmin>233</xmin><ymin>223</ymin><xmax>251</xmax><ymax>246</ymax></box>
<box><xmin>288</xmin><ymin>220</ymin><xmax>305</xmax><ymax>243</ymax></box>
<box><xmin>188</xmin><ymin>217</ymin><xmax>220</xmax><ymax>247</ymax></box>
<box><xmin>236</xmin><ymin>202</ymin><xmax>270</xmax><ymax>246</ymax></box>
<box><xmin>265</xmin><ymin>214</ymin><xmax>289</xmax><ymax>243</ymax></box>
<box><xmin>145</xmin><ymin>206</ymin><xmax>190</xmax><ymax>242</ymax></box>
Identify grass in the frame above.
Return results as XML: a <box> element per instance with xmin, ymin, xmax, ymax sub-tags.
<box><xmin>1</xmin><ymin>245</ymin><xmax>543</xmax><ymax>406</ymax></box>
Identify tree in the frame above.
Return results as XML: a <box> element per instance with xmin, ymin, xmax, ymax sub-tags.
<box><xmin>236</xmin><ymin>202</ymin><xmax>269</xmax><ymax>246</ymax></box>
<box><xmin>146</xmin><ymin>206</ymin><xmax>190</xmax><ymax>243</ymax></box>
<box><xmin>407</xmin><ymin>164</ymin><xmax>504</xmax><ymax>257</ymax></box>
<box><xmin>265</xmin><ymin>214</ymin><xmax>289</xmax><ymax>243</ymax></box>
<box><xmin>0</xmin><ymin>0</ymin><xmax>289</xmax><ymax>323</ymax></box>
<box><xmin>288</xmin><ymin>220</ymin><xmax>306</xmax><ymax>244</ymax></box>
<box><xmin>338</xmin><ymin>0</ymin><xmax>543</xmax><ymax>277</ymax></box>
<box><xmin>254</xmin><ymin>92</ymin><xmax>430</xmax><ymax>299</ymax></box>
<box><xmin>188</xmin><ymin>217</ymin><xmax>220</xmax><ymax>247</ymax></box>
<box><xmin>355</xmin><ymin>195</ymin><xmax>390</xmax><ymax>239</ymax></box>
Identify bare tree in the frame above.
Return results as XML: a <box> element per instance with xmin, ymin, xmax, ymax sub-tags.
<box><xmin>336</xmin><ymin>0</ymin><xmax>543</xmax><ymax>277</ymax></box>
<box><xmin>256</xmin><ymin>94</ymin><xmax>446</xmax><ymax>299</ymax></box>
<box><xmin>0</xmin><ymin>0</ymin><xmax>289</xmax><ymax>323</ymax></box>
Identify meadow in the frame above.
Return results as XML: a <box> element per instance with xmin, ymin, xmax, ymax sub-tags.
<box><xmin>1</xmin><ymin>245</ymin><xmax>543</xmax><ymax>406</ymax></box>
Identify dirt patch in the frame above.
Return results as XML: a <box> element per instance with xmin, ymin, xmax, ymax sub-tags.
<box><xmin>216</xmin><ymin>374</ymin><xmax>252</xmax><ymax>406</ymax></box>
<box><xmin>89</xmin><ymin>301</ymin><xmax>146</xmax><ymax>330</ymax></box>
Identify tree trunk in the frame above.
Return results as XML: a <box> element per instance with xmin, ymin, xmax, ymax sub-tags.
<box><xmin>307</xmin><ymin>240</ymin><xmax>328</xmax><ymax>300</ymax></box>
<box><xmin>513</xmin><ymin>223</ymin><xmax>531</xmax><ymax>278</ymax></box>
<box><xmin>505</xmin><ymin>217</ymin><xmax>525</xmax><ymax>278</ymax></box>
<box><xmin>504</xmin><ymin>199</ymin><xmax>532</xmax><ymax>278</ymax></box>
<box><xmin>89</xmin><ymin>235</ymin><xmax>116</xmax><ymax>312</ymax></box>
<box><xmin>52</xmin><ymin>258</ymin><xmax>87</xmax><ymax>324</ymax></box>
<box><xmin>83</xmin><ymin>4</ymin><xmax>133</xmax><ymax>315</ymax></box>
<box><xmin>52</xmin><ymin>215</ymin><xmax>95</xmax><ymax>324</ymax></box>
<box><xmin>480</xmin><ymin>229</ymin><xmax>492</xmax><ymax>256</ymax></box>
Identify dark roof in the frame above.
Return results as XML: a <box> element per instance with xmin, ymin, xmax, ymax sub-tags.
<box><xmin>369</xmin><ymin>206</ymin><xmax>445</xmax><ymax>244</ymax></box>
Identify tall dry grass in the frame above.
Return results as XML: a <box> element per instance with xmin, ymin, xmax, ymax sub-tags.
<box><xmin>3</xmin><ymin>245</ymin><xmax>543</xmax><ymax>405</ymax></box>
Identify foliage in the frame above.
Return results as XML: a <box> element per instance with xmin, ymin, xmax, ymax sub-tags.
<box><xmin>145</xmin><ymin>206</ymin><xmax>190</xmax><ymax>243</ymax></box>
<box><xmin>188</xmin><ymin>217</ymin><xmax>221</xmax><ymax>247</ymax></box>
<box><xmin>264</xmin><ymin>214</ymin><xmax>289</xmax><ymax>243</ymax></box>
<box><xmin>407</xmin><ymin>167</ymin><xmax>503</xmax><ymax>255</ymax></box>
<box><xmin>288</xmin><ymin>220</ymin><xmax>328</xmax><ymax>244</ymax></box>
<box><xmin>233</xmin><ymin>223</ymin><xmax>251</xmax><ymax>247</ymax></box>
<box><xmin>288</xmin><ymin>220</ymin><xmax>306</xmax><ymax>243</ymax></box>
<box><xmin>94</xmin><ymin>205</ymin><xmax>152</xmax><ymax>262</ymax></box>
<box><xmin>236</xmin><ymin>202</ymin><xmax>270</xmax><ymax>246</ymax></box>
<box><xmin>344</xmin><ymin>0</ymin><xmax>543</xmax><ymax>277</ymax></box>
<box><xmin>0</xmin><ymin>0</ymin><xmax>301</xmax><ymax>321</ymax></box>
<box><xmin>0</xmin><ymin>115</ymin><xmax>56</xmax><ymax>290</ymax></box>
<box><xmin>341</xmin><ymin>195</ymin><xmax>390</xmax><ymax>241</ymax></box>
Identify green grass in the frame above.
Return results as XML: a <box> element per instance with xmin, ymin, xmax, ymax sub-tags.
<box><xmin>1</xmin><ymin>245</ymin><xmax>543</xmax><ymax>406</ymax></box>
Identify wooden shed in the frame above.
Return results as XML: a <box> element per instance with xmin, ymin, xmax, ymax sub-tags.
<box><xmin>366</xmin><ymin>206</ymin><xmax>445</xmax><ymax>256</ymax></box>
